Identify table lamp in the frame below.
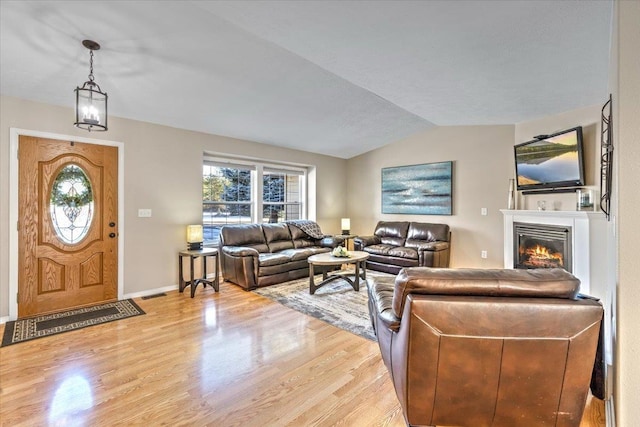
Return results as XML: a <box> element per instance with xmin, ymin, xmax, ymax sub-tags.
<box><xmin>341</xmin><ymin>218</ymin><xmax>351</xmax><ymax>235</ymax></box>
<box><xmin>186</xmin><ymin>225</ymin><xmax>204</xmax><ymax>250</ymax></box>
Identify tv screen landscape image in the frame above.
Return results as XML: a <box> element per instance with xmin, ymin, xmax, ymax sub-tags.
<box><xmin>514</xmin><ymin>126</ymin><xmax>585</xmax><ymax>191</ymax></box>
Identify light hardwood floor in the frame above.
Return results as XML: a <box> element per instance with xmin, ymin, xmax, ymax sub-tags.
<box><xmin>0</xmin><ymin>284</ymin><xmax>605</xmax><ymax>426</ymax></box>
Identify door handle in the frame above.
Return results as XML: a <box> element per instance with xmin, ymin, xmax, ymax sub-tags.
<box><xmin>109</xmin><ymin>222</ymin><xmax>116</xmax><ymax>227</ymax></box>
<box><xmin>109</xmin><ymin>232</ymin><xmax>116</xmax><ymax>238</ymax></box>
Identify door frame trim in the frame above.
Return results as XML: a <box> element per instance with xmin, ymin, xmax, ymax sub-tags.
<box><xmin>9</xmin><ymin>128</ymin><xmax>125</xmax><ymax>320</ymax></box>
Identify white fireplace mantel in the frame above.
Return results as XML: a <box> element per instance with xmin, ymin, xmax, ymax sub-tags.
<box><xmin>501</xmin><ymin>209</ymin><xmax>607</xmax><ymax>296</ymax></box>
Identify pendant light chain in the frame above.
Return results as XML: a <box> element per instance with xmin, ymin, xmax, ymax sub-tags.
<box><xmin>88</xmin><ymin>50</ymin><xmax>95</xmax><ymax>82</ymax></box>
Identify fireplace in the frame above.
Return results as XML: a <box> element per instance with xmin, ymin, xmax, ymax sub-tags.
<box><xmin>514</xmin><ymin>222</ymin><xmax>572</xmax><ymax>272</ymax></box>
<box><xmin>503</xmin><ymin>210</ymin><xmax>607</xmax><ymax>297</ymax></box>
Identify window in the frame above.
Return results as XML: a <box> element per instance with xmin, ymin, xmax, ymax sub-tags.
<box><xmin>50</xmin><ymin>164</ymin><xmax>94</xmax><ymax>244</ymax></box>
<box><xmin>203</xmin><ymin>158</ymin><xmax>306</xmax><ymax>245</ymax></box>
<box><xmin>262</xmin><ymin>168</ymin><xmax>304</xmax><ymax>224</ymax></box>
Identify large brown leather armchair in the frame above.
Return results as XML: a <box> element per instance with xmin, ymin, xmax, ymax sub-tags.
<box><xmin>367</xmin><ymin>267</ymin><xmax>603</xmax><ymax>427</ymax></box>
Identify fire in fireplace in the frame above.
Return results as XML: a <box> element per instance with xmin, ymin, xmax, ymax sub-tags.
<box><xmin>514</xmin><ymin>223</ymin><xmax>572</xmax><ymax>272</ymax></box>
<box><xmin>520</xmin><ymin>243</ymin><xmax>564</xmax><ymax>268</ymax></box>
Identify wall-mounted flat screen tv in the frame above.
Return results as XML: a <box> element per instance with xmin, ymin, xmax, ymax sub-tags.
<box><xmin>514</xmin><ymin>126</ymin><xmax>585</xmax><ymax>192</ymax></box>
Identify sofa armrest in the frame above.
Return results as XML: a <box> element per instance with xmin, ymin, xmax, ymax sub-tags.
<box><xmin>320</xmin><ymin>235</ymin><xmax>345</xmax><ymax>248</ymax></box>
<box><xmin>354</xmin><ymin>235</ymin><xmax>380</xmax><ymax>250</ymax></box>
<box><xmin>417</xmin><ymin>242</ymin><xmax>450</xmax><ymax>267</ymax></box>
<box><xmin>222</xmin><ymin>246</ymin><xmax>260</xmax><ymax>257</ymax></box>
<box><xmin>368</xmin><ymin>279</ymin><xmax>401</xmax><ymax>332</ymax></box>
<box><xmin>220</xmin><ymin>246</ymin><xmax>260</xmax><ymax>290</ymax></box>
<box><xmin>416</xmin><ymin>241</ymin><xmax>450</xmax><ymax>252</ymax></box>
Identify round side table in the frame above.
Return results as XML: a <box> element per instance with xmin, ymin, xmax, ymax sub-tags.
<box><xmin>178</xmin><ymin>248</ymin><xmax>219</xmax><ymax>297</ymax></box>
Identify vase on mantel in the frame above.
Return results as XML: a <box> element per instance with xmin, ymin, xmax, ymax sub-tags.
<box><xmin>507</xmin><ymin>179</ymin><xmax>516</xmax><ymax>209</ymax></box>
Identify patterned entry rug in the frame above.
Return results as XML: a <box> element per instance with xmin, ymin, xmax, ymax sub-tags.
<box><xmin>1</xmin><ymin>299</ymin><xmax>145</xmax><ymax>347</ymax></box>
<box><xmin>253</xmin><ymin>271</ymin><xmax>394</xmax><ymax>341</ymax></box>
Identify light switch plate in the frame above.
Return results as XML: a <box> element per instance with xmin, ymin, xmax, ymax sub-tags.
<box><xmin>138</xmin><ymin>209</ymin><xmax>152</xmax><ymax>218</ymax></box>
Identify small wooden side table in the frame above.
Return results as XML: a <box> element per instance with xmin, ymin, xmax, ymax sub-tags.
<box><xmin>178</xmin><ymin>248</ymin><xmax>219</xmax><ymax>298</ymax></box>
<box><xmin>335</xmin><ymin>234</ymin><xmax>357</xmax><ymax>250</ymax></box>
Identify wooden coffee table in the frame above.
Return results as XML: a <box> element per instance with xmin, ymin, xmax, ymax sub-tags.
<box><xmin>307</xmin><ymin>251</ymin><xmax>369</xmax><ymax>295</ymax></box>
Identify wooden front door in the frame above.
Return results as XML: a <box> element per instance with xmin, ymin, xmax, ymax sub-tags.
<box><xmin>18</xmin><ymin>136</ymin><xmax>118</xmax><ymax>318</ymax></box>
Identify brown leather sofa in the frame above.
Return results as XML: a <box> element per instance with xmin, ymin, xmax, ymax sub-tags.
<box><xmin>367</xmin><ymin>267</ymin><xmax>603</xmax><ymax>427</ymax></box>
<box><xmin>219</xmin><ymin>222</ymin><xmax>343</xmax><ymax>290</ymax></box>
<box><xmin>353</xmin><ymin>221</ymin><xmax>450</xmax><ymax>274</ymax></box>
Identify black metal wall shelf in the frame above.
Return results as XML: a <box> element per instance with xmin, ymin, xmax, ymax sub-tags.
<box><xmin>600</xmin><ymin>94</ymin><xmax>613</xmax><ymax>220</ymax></box>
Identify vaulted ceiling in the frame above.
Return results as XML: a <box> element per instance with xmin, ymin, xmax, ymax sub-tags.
<box><xmin>0</xmin><ymin>1</ymin><xmax>612</xmax><ymax>158</ymax></box>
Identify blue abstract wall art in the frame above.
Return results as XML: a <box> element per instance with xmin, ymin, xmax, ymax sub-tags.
<box><xmin>382</xmin><ymin>161</ymin><xmax>452</xmax><ymax>215</ymax></box>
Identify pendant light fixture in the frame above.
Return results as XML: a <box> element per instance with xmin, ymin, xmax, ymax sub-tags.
<box><xmin>74</xmin><ymin>40</ymin><xmax>108</xmax><ymax>131</ymax></box>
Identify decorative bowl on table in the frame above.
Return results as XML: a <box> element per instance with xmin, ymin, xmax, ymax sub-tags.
<box><xmin>331</xmin><ymin>246</ymin><xmax>351</xmax><ymax>258</ymax></box>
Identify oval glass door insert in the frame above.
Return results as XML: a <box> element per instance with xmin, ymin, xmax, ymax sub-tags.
<box><xmin>49</xmin><ymin>164</ymin><xmax>94</xmax><ymax>244</ymax></box>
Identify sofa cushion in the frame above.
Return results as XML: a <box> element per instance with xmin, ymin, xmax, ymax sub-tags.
<box><xmin>367</xmin><ymin>254</ymin><xmax>418</xmax><ymax>268</ymax></box>
<box><xmin>258</xmin><ymin>252</ymin><xmax>291</xmax><ymax>267</ymax></box>
<box><xmin>375</xmin><ymin>221</ymin><xmax>409</xmax><ymax>247</ymax></box>
<box><xmin>387</xmin><ymin>246</ymin><xmax>418</xmax><ymax>260</ymax></box>
<box><xmin>363</xmin><ymin>244</ymin><xmax>396</xmax><ymax>256</ymax></box>
<box><xmin>288</xmin><ymin>224</ymin><xmax>308</xmax><ymax>240</ymax></box>
<box><xmin>220</xmin><ymin>224</ymin><xmax>269</xmax><ymax>253</ymax></box>
<box><xmin>259</xmin><ymin>259</ymin><xmax>309</xmax><ymax>277</ymax></box>
<box><xmin>279</xmin><ymin>247</ymin><xmax>330</xmax><ymax>261</ymax></box>
<box><xmin>286</xmin><ymin>220</ymin><xmax>325</xmax><ymax>239</ymax></box>
<box><xmin>288</xmin><ymin>224</ymin><xmax>320</xmax><ymax>248</ymax></box>
<box><xmin>293</xmin><ymin>239</ymin><xmax>319</xmax><ymax>249</ymax></box>
<box><xmin>407</xmin><ymin>222</ymin><xmax>450</xmax><ymax>243</ymax></box>
<box><xmin>263</xmin><ymin>223</ymin><xmax>295</xmax><ymax>252</ymax></box>
<box><xmin>407</xmin><ymin>241</ymin><xmax>450</xmax><ymax>251</ymax></box>
<box><xmin>364</xmin><ymin>245</ymin><xmax>417</xmax><ymax>261</ymax></box>
<box><xmin>291</xmin><ymin>239</ymin><xmax>315</xmax><ymax>249</ymax></box>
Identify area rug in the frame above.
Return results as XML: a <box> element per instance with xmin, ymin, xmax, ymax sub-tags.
<box><xmin>253</xmin><ymin>271</ymin><xmax>394</xmax><ymax>341</ymax></box>
<box><xmin>1</xmin><ymin>299</ymin><xmax>145</xmax><ymax>347</ymax></box>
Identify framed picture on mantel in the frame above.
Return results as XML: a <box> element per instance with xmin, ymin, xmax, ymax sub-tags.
<box><xmin>382</xmin><ymin>161</ymin><xmax>453</xmax><ymax>215</ymax></box>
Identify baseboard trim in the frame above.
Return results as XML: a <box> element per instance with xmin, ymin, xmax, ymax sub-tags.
<box><xmin>0</xmin><ymin>286</ymin><xmax>180</xmax><ymax>324</ymax></box>
<box><xmin>606</xmin><ymin>397</ymin><xmax>616</xmax><ymax>427</ymax></box>
<box><xmin>123</xmin><ymin>285</ymin><xmax>179</xmax><ymax>300</ymax></box>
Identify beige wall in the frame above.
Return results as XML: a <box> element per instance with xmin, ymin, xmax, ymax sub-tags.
<box><xmin>0</xmin><ymin>95</ymin><xmax>347</xmax><ymax>318</ymax></box>
<box><xmin>346</xmin><ymin>125</ymin><xmax>515</xmax><ymax>268</ymax></box>
<box><xmin>615</xmin><ymin>0</ymin><xmax>640</xmax><ymax>424</ymax></box>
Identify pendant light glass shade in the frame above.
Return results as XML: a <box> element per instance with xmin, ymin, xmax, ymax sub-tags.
<box><xmin>74</xmin><ymin>40</ymin><xmax>108</xmax><ymax>132</ymax></box>
<box><xmin>75</xmin><ymin>82</ymin><xmax>107</xmax><ymax>131</ymax></box>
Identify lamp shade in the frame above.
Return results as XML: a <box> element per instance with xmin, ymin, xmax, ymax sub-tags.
<box><xmin>75</xmin><ymin>83</ymin><xmax>108</xmax><ymax>131</ymax></box>
<box><xmin>341</xmin><ymin>218</ymin><xmax>350</xmax><ymax>235</ymax></box>
<box><xmin>186</xmin><ymin>225</ymin><xmax>203</xmax><ymax>250</ymax></box>
<box><xmin>74</xmin><ymin>40</ymin><xmax>108</xmax><ymax>131</ymax></box>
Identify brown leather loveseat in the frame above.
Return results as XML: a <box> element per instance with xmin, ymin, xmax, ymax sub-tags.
<box><xmin>219</xmin><ymin>221</ymin><xmax>343</xmax><ymax>290</ymax></box>
<box><xmin>367</xmin><ymin>267</ymin><xmax>603</xmax><ymax>427</ymax></box>
<box><xmin>354</xmin><ymin>221</ymin><xmax>450</xmax><ymax>274</ymax></box>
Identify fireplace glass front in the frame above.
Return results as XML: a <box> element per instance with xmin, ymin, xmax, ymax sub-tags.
<box><xmin>514</xmin><ymin>223</ymin><xmax>572</xmax><ymax>272</ymax></box>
